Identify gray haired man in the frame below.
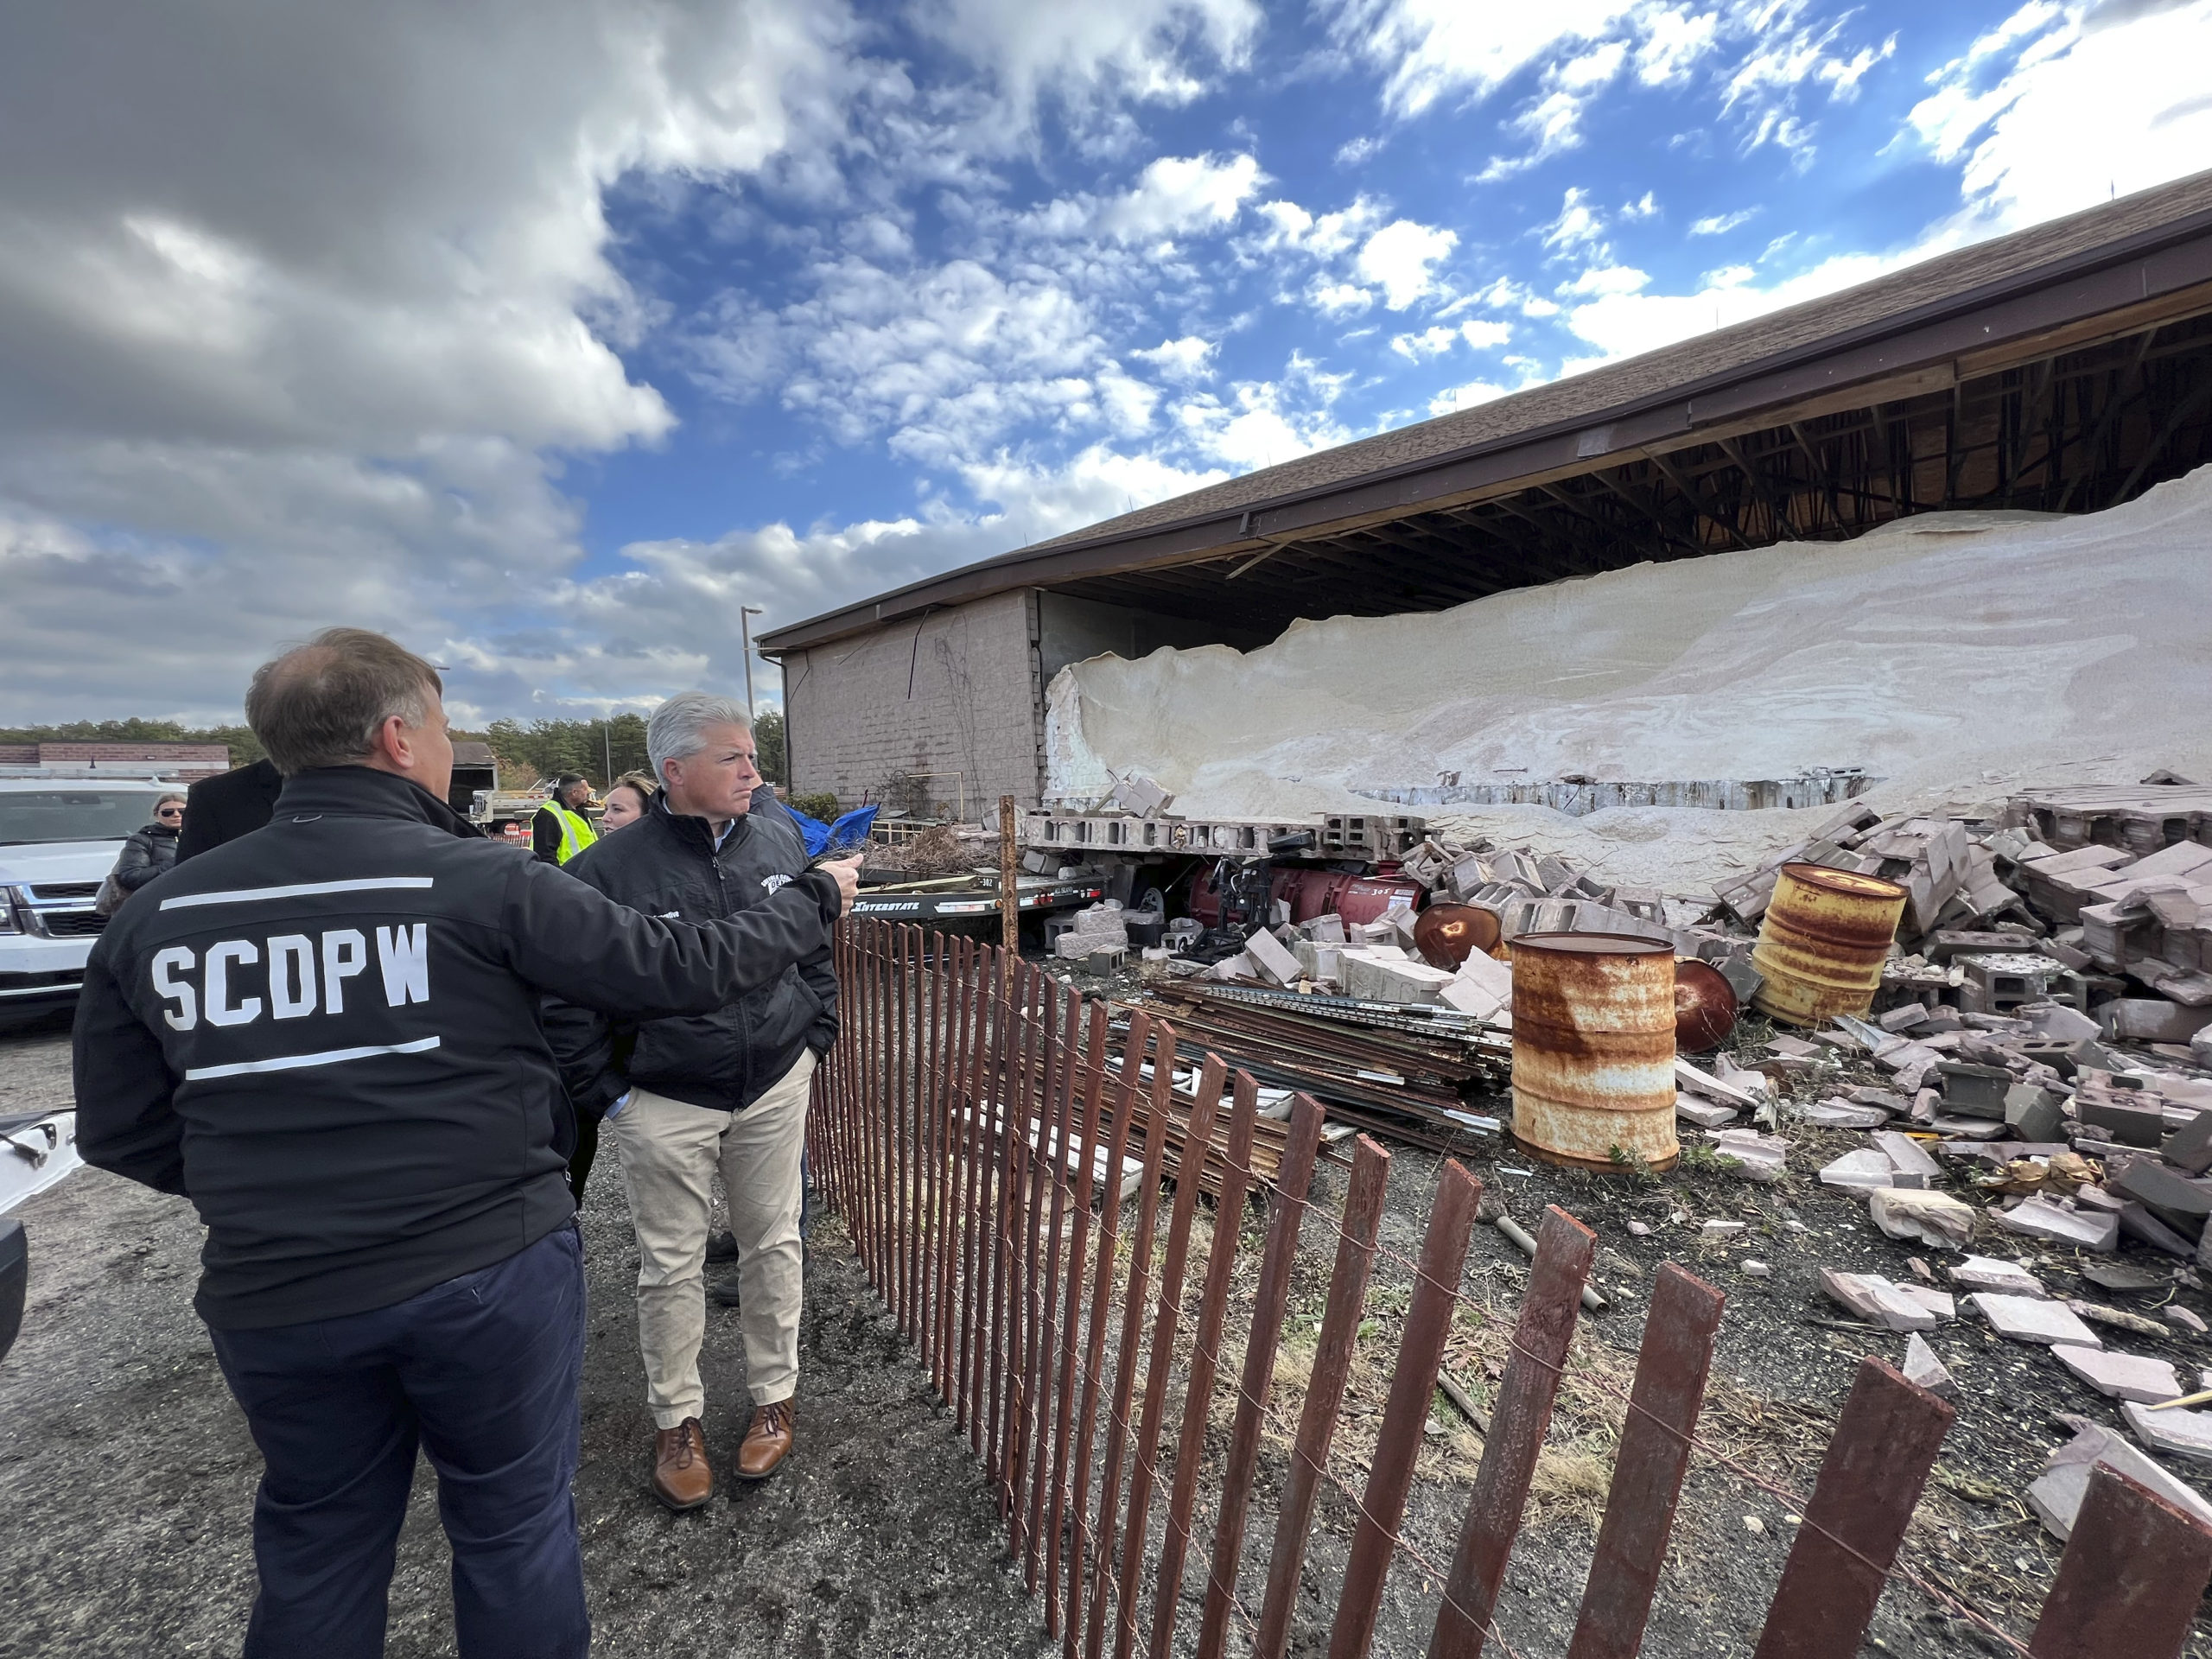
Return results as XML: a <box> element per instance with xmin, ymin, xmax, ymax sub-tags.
<box><xmin>545</xmin><ymin>692</ymin><xmax>832</xmax><ymax>1506</ymax></box>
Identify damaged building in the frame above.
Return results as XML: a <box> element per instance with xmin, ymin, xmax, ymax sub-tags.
<box><xmin>760</xmin><ymin>170</ymin><xmax>2212</xmax><ymax>823</ymax></box>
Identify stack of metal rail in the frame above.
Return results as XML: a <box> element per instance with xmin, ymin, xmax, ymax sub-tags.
<box><xmin>1135</xmin><ymin>980</ymin><xmax>1511</xmax><ymax>1154</ymax></box>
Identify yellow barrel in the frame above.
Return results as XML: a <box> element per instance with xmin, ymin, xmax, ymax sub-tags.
<box><xmin>1751</xmin><ymin>863</ymin><xmax>1908</xmax><ymax>1027</ymax></box>
<box><xmin>1510</xmin><ymin>932</ymin><xmax>1679</xmax><ymax>1173</ymax></box>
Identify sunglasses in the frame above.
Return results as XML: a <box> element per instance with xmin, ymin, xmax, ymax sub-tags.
<box><xmin>156</xmin><ymin>808</ymin><xmax>184</xmax><ymax>818</ymax></box>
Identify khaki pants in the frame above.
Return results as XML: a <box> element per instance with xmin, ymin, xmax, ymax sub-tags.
<box><xmin>611</xmin><ymin>1051</ymin><xmax>813</xmax><ymax>1428</ymax></box>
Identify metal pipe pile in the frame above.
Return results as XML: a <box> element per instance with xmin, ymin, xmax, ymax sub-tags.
<box><xmin>1134</xmin><ymin>981</ymin><xmax>1510</xmax><ymax>1155</ymax></box>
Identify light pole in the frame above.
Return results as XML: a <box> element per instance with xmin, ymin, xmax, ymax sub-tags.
<box><xmin>740</xmin><ymin>606</ymin><xmax>763</xmax><ymax>718</ymax></box>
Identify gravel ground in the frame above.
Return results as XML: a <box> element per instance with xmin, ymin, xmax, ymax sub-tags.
<box><xmin>0</xmin><ymin>1010</ymin><xmax>1050</xmax><ymax>1659</ymax></box>
<box><xmin>12</xmin><ymin>982</ymin><xmax>2212</xmax><ymax>1659</ymax></box>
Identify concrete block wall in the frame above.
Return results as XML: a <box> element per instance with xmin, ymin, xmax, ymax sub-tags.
<box><xmin>777</xmin><ymin>588</ymin><xmax>1042</xmax><ymax>818</ymax></box>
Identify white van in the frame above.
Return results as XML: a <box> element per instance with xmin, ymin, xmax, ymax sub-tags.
<box><xmin>0</xmin><ymin>770</ymin><xmax>193</xmax><ymax>1027</ymax></box>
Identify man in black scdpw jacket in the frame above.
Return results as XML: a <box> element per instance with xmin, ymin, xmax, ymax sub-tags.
<box><xmin>544</xmin><ymin>692</ymin><xmax>831</xmax><ymax>1508</ymax></box>
<box><xmin>71</xmin><ymin>630</ymin><xmax>859</xmax><ymax>1659</ymax></box>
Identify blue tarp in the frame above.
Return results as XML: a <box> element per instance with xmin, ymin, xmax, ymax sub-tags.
<box><xmin>785</xmin><ymin>803</ymin><xmax>879</xmax><ymax>858</ymax></box>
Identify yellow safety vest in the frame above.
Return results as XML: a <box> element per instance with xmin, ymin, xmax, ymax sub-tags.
<box><xmin>545</xmin><ymin>800</ymin><xmax>599</xmax><ymax>864</ymax></box>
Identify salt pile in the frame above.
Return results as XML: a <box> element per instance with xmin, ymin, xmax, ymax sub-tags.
<box><xmin>1046</xmin><ymin>464</ymin><xmax>2212</xmax><ymax>893</ymax></box>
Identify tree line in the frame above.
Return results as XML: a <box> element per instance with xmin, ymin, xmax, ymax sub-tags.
<box><xmin>0</xmin><ymin>709</ymin><xmax>789</xmax><ymax>791</ymax></box>
<box><xmin>486</xmin><ymin>709</ymin><xmax>786</xmax><ymax>790</ymax></box>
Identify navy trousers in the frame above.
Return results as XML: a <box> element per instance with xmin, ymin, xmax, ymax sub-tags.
<box><xmin>208</xmin><ymin>1224</ymin><xmax>589</xmax><ymax>1659</ymax></box>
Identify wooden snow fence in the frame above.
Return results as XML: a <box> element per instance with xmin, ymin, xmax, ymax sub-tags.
<box><xmin>810</xmin><ymin>919</ymin><xmax>2212</xmax><ymax>1659</ymax></box>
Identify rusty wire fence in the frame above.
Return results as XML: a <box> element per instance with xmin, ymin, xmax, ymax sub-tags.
<box><xmin>807</xmin><ymin>919</ymin><xmax>2212</xmax><ymax>1659</ymax></box>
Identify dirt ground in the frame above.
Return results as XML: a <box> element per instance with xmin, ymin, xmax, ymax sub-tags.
<box><xmin>0</xmin><ymin>1010</ymin><xmax>1051</xmax><ymax>1659</ymax></box>
<box><xmin>11</xmin><ymin>978</ymin><xmax>2212</xmax><ymax>1658</ymax></box>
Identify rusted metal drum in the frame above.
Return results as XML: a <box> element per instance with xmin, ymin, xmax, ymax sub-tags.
<box><xmin>1751</xmin><ymin>864</ymin><xmax>1909</xmax><ymax>1027</ymax></box>
<box><xmin>1510</xmin><ymin>932</ymin><xmax>1679</xmax><ymax>1173</ymax></box>
<box><xmin>1414</xmin><ymin>902</ymin><xmax>1501</xmax><ymax>969</ymax></box>
<box><xmin>1673</xmin><ymin>958</ymin><xmax>1739</xmax><ymax>1052</ymax></box>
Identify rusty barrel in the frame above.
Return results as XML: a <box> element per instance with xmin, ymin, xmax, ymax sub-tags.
<box><xmin>1510</xmin><ymin>932</ymin><xmax>1679</xmax><ymax>1173</ymax></box>
<box><xmin>1751</xmin><ymin>863</ymin><xmax>1908</xmax><ymax>1027</ymax></box>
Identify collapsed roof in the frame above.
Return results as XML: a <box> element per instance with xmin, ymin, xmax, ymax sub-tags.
<box><xmin>761</xmin><ymin>170</ymin><xmax>2212</xmax><ymax>656</ymax></box>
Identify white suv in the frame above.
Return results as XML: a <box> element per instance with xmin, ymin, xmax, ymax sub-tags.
<box><xmin>0</xmin><ymin>772</ymin><xmax>191</xmax><ymax>1026</ymax></box>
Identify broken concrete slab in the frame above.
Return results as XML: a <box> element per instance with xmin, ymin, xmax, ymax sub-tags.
<box><xmin>2106</xmin><ymin>1156</ymin><xmax>2212</xmax><ymax>1239</ymax></box>
<box><xmin>1951</xmin><ymin>1255</ymin><xmax>2049</xmax><ymax>1299</ymax></box>
<box><xmin>1818</xmin><ymin>1148</ymin><xmax>1897</xmax><ymax>1191</ymax></box>
<box><xmin>1675</xmin><ymin>1094</ymin><xmax>1739</xmax><ymax>1128</ymax></box>
<box><xmin>1243</xmin><ymin>927</ymin><xmax>1304</xmax><ymax>988</ymax></box>
<box><xmin>2079</xmin><ymin>1259</ymin><xmax>2171</xmax><ymax>1294</ymax></box>
<box><xmin>1707</xmin><ymin>1128</ymin><xmax>1787</xmax><ymax>1183</ymax></box>
<box><xmin>1675</xmin><ymin>1057</ymin><xmax>1762</xmax><ymax>1111</ymax></box>
<box><xmin>2031</xmin><ymin>1418</ymin><xmax>2212</xmax><ymax>1541</ymax></box>
<box><xmin>2051</xmin><ymin>1344</ymin><xmax>2182</xmax><ymax>1402</ymax></box>
<box><xmin>1869</xmin><ymin>1187</ymin><xmax>1976</xmax><ymax>1250</ymax></box>
<box><xmin>1991</xmin><ymin>1195</ymin><xmax>2120</xmax><ymax>1252</ymax></box>
<box><xmin>1971</xmin><ymin>1292</ymin><xmax>2102</xmax><ymax>1348</ymax></box>
<box><xmin>1790</xmin><ymin>1098</ymin><xmax>1891</xmax><ymax>1129</ymax></box>
<box><xmin>1872</xmin><ymin>1129</ymin><xmax>1942</xmax><ymax>1187</ymax></box>
<box><xmin>2121</xmin><ymin>1400</ymin><xmax>2212</xmax><ymax>1465</ymax></box>
<box><xmin>2122</xmin><ymin>1202</ymin><xmax>2199</xmax><ymax>1260</ymax></box>
<box><xmin>1895</xmin><ymin>1285</ymin><xmax>1956</xmax><ymax>1322</ymax></box>
<box><xmin>2167</xmin><ymin>1304</ymin><xmax>2209</xmax><ymax>1336</ymax></box>
<box><xmin>2162</xmin><ymin>1110</ymin><xmax>2212</xmax><ymax>1175</ymax></box>
<box><xmin>1821</xmin><ymin>1269</ymin><xmax>1940</xmax><ymax>1332</ymax></box>
<box><xmin>1903</xmin><ymin>1332</ymin><xmax>1957</xmax><ymax>1399</ymax></box>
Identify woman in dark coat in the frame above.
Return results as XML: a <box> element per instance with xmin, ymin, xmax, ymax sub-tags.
<box><xmin>112</xmin><ymin>794</ymin><xmax>186</xmax><ymax>892</ymax></box>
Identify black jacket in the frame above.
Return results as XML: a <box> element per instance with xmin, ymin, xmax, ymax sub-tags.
<box><xmin>176</xmin><ymin>759</ymin><xmax>283</xmax><ymax>862</ymax></box>
<box><xmin>72</xmin><ymin>766</ymin><xmax>842</xmax><ymax>1331</ymax></box>
<box><xmin>544</xmin><ymin>790</ymin><xmax>836</xmax><ymax>1121</ymax></box>
<box><xmin>113</xmin><ymin>821</ymin><xmax>180</xmax><ymax>892</ymax></box>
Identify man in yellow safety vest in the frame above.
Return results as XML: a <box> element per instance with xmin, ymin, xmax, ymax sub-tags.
<box><xmin>533</xmin><ymin>774</ymin><xmax>600</xmax><ymax>866</ymax></box>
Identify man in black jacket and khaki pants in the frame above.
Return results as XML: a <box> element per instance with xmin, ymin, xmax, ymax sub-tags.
<box><xmin>70</xmin><ymin>630</ymin><xmax>859</xmax><ymax>1659</ymax></box>
<box><xmin>546</xmin><ymin>691</ymin><xmax>830</xmax><ymax>1508</ymax></box>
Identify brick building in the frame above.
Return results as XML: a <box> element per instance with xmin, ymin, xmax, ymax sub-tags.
<box><xmin>0</xmin><ymin>742</ymin><xmax>230</xmax><ymax>779</ymax></box>
<box><xmin>759</xmin><ymin>172</ymin><xmax>2212</xmax><ymax>818</ymax></box>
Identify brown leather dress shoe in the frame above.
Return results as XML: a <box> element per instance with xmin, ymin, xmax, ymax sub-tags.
<box><xmin>734</xmin><ymin>1400</ymin><xmax>795</xmax><ymax>1481</ymax></box>
<box><xmin>652</xmin><ymin>1418</ymin><xmax>714</xmax><ymax>1510</ymax></box>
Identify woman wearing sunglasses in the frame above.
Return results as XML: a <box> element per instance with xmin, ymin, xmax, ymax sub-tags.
<box><xmin>112</xmin><ymin>793</ymin><xmax>187</xmax><ymax>893</ymax></box>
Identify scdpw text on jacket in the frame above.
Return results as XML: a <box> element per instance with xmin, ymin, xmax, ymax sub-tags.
<box><xmin>70</xmin><ymin>765</ymin><xmax>844</xmax><ymax>1332</ymax></box>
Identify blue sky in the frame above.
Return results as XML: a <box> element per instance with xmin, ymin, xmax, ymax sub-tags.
<box><xmin>3</xmin><ymin>0</ymin><xmax>2211</xmax><ymax>725</ymax></box>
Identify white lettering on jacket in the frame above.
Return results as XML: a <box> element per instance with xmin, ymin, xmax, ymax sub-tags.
<box><xmin>322</xmin><ymin>929</ymin><xmax>367</xmax><ymax>1014</ymax></box>
<box><xmin>205</xmin><ymin>941</ymin><xmax>262</xmax><ymax>1027</ymax></box>
<box><xmin>152</xmin><ymin>946</ymin><xmax>197</xmax><ymax>1031</ymax></box>
<box><xmin>376</xmin><ymin>925</ymin><xmax>429</xmax><ymax>1007</ymax></box>
<box><xmin>268</xmin><ymin>935</ymin><xmax>316</xmax><ymax>1020</ymax></box>
<box><xmin>146</xmin><ymin>925</ymin><xmax>431</xmax><ymax>1028</ymax></box>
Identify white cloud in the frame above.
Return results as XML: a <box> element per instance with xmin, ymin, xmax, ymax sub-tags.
<box><xmin>1905</xmin><ymin>0</ymin><xmax>2212</xmax><ymax>235</ymax></box>
<box><xmin>1690</xmin><ymin>207</ymin><xmax>1761</xmax><ymax>235</ymax></box>
<box><xmin>1095</xmin><ymin>152</ymin><xmax>1265</xmax><ymax>240</ymax></box>
<box><xmin>1428</xmin><ymin>379</ymin><xmax>1518</xmax><ymax>416</ymax></box>
<box><xmin>1355</xmin><ymin>218</ymin><xmax>1458</xmax><ymax>309</ymax></box>
<box><xmin>1174</xmin><ymin>357</ymin><xmax>1354</xmax><ymax>471</ymax></box>
<box><xmin>1389</xmin><ymin>326</ymin><xmax>1459</xmax><ymax>361</ymax></box>
<box><xmin>1130</xmin><ymin>335</ymin><xmax>1217</xmax><ymax>378</ymax></box>
<box><xmin>1321</xmin><ymin>0</ymin><xmax>1645</xmax><ymax>119</ymax></box>
<box><xmin>1539</xmin><ymin>188</ymin><xmax>1610</xmax><ymax>253</ymax></box>
<box><xmin>1559</xmin><ymin>264</ymin><xmax>1651</xmax><ymax>297</ymax></box>
<box><xmin>912</xmin><ymin>0</ymin><xmax>1262</xmax><ymax>132</ymax></box>
<box><xmin>1459</xmin><ymin>319</ymin><xmax>1512</xmax><ymax>349</ymax></box>
<box><xmin>0</xmin><ymin>0</ymin><xmax>864</xmax><ymax>723</ymax></box>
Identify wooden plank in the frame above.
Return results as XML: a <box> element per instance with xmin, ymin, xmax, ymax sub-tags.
<box><xmin>1325</xmin><ymin>1160</ymin><xmax>1484</xmax><ymax>1659</ymax></box>
<box><xmin>2029</xmin><ymin>1465</ymin><xmax>2212</xmax><ymax>1659</ymax></box>
<box><xmin>1254</xmin><ymin>1135</ymin><xmax>1391</xmax><ymax>1659</ymax></box>
<box><xmin>1195</xmin><ymin>1094</ymin><xmax>1325</xmax><ymax>1659</ymax></box>
<box><xmin>1566</xmin><ymin>1263</ymin><xmax>1726</xmax><ymax>1659</ymax></box>
<box><xmin>1750</xmin><ymin>1357</ymin><xmax>1955</xmax><ymax>1659</ymax></box>
<box><xmin>1426</xmin><ymin>1204</ymin><xmax>1594</xmax><ymax>1659</ymax></box>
